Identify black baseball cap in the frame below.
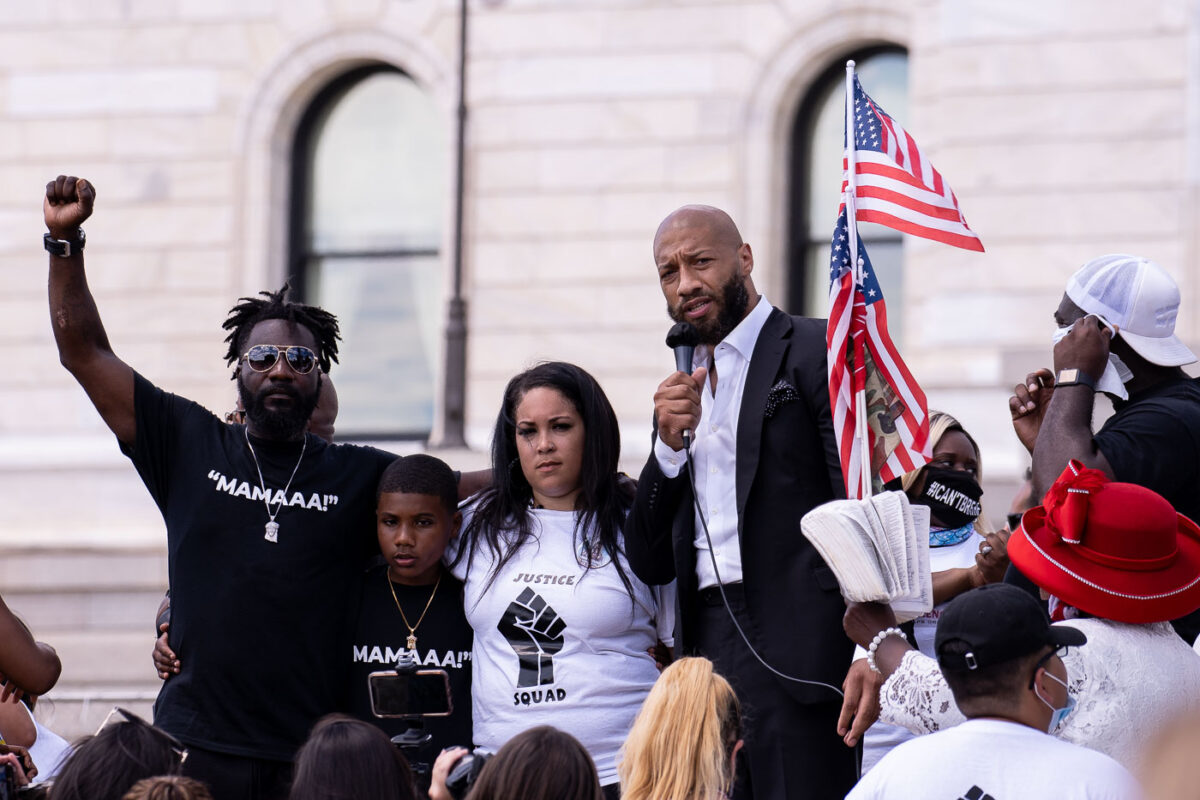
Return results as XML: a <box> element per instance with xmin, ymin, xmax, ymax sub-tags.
<box><xmin>935</xmin><ymin>584</ymin><xmax>1087</xmax><ymax>671</ymax></box>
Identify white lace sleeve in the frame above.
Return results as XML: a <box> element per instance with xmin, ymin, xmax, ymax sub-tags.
<box><xmin>878</xmin><ymin>649</ymin><xmax>967</xmax><ymax>734</ymax></box>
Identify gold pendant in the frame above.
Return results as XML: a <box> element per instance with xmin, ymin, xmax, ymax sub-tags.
<box><xmin>406</xmin><ymin>633</ymin><xmax>417</xmax><ymax>650</ymax></box>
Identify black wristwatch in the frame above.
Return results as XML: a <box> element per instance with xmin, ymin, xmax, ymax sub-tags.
<box><xmin>1055</xmin><ymin>368</ymin><xmax>1097</xmax><ymax>390</ymax></box>
<box><xmin>44</xmin><ymin>228</ymin><xmax>85</xmax><ymax>257</ymax></box>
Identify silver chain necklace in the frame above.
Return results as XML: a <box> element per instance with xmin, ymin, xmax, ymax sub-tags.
<box><xmin>244</xmin><ymin>426</ymin><xmax>307</xmax><ymax>543</ymax></box>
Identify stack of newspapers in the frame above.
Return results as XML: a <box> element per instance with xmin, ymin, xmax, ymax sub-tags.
<box><xmin>800</xmin><ymin>491</ymin><xmax>933</xmax><ymax>623</ymax></box>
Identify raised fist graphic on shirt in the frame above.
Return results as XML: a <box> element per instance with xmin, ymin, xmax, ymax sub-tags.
<box><xmin>497</xmin><ymin>587</ymin><xmax>566</xmax><ymax>687</ymax></box>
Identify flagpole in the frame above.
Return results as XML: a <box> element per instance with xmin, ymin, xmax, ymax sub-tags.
<box><xmin>845</xmin><ymin>61</ymin><xmax>859</xmax><ymax>283</ymax></box>
<box><xmin>844</xmin><ymin>61</ymin><xmax>872</xmax><ymax>500</ymax></box>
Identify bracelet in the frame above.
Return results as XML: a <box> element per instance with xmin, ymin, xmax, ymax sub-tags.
<box><xmin>866</xmin><ymin>626</ymin><xmax>905</xmax><ymax>674</ymax></box>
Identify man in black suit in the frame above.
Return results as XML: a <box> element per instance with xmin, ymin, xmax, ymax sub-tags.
<box><xmin>624</xmin><ymin>205</ymin><xmax>860</xmax><ymax>800</ymax></box>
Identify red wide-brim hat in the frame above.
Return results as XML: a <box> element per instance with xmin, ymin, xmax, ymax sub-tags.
<box><xmin>1009</xmin><ymin>460</ymin><xmax>1200</xmax><ymax>624</ymax></box>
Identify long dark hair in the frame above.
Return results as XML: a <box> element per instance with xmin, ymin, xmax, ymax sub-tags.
<box><xmin>452</xmin><ymin>362</ymin><xmax>635</xmax><ymax>599</ymax></box>
<box><xmin>288</xmin><ymin>714</ymin><xmax>415</xmax><ymax>800</ymax></box>
<box><xmin>465</xmin><ymin>726</ymin><xmax>604</xmax><ymax>800</ymax></box>
<box><xmin>51</xmin><ymin>716</ymin><xmax>182</xmax><ymax>800</ymax></box>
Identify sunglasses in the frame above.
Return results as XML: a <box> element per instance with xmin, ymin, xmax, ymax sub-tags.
<box><xmin>1028</xmin><ymin>645</ymin><xmax>1069</xmax><ymax>689</ymax></box>
<box><xmin>240</xmin><ymin>344</ymin><xmax>318</xmax><ymax>375</ymax></box>
<box><xmin>95</xmin><ymin>706</ymin><xmax>189</xmax><ymax>766</ymax></box>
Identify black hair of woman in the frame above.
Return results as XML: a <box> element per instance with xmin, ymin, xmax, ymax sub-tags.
<box><xmin>50</xmin><ymin>715</ymin><xmax>183</xmax><ymax>800</ymax></box>
<box><xmin>451</xmin><ymin>361</ymin><xmax>636</xmax><ymax>600</ymax></box>
<box><xmin>465</xmin><ymin>725</ymin><xmax>604</xmax><ymax>800</ymax></box>
<box><xmin>288</xmin><ymin>714</ymin><xmax>416</xmax><ymax>800</ymax></box>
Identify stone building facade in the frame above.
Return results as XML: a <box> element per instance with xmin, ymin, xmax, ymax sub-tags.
<box><xmin>1</xmin><ymin>0</ymin><xmax>1198</xmax><ymax>733</ymax></box>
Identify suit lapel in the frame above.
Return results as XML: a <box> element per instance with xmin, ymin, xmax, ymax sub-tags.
<box><xmin>735</xmin><ymin>308</ymin><xmax>791</xmax><ymax>527</ymax></box>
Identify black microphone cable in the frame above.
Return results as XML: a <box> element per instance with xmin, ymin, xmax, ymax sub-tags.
<box><xmin>681</xmin><ymin>440</ymin><xmax>866</xmax><ymax>778</ymax></box>
<box><xmin>680</xmin><ymin>441</ymin><xmax>845</xmax><ymax>699</ymax></box>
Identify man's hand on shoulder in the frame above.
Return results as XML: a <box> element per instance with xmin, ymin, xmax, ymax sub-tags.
<box><xmin>653</xmin><ymin>367</ymin><xmax>707</xmax><ymax>451</ymax></box>
<box><xmin>44</xmin><ymin>175</ymin><xmax>95</xmax><ymax>238</ymax></box>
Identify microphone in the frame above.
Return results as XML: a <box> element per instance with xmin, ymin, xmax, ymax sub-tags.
<box><xmin>665</xmin><ymin>322</ymin><xmax>700</xmax><ymax>450</ymax></box>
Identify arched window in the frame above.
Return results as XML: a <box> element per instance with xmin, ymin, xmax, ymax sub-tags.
<box><xmin>291</xmin><ymin>64</ymin><xmax>447</xmax><ymax>439</ymax></box>
<box><xmin>788</xmin><ymin>48</ymin><xmax>908</xmax><ymax>328</ymax></box>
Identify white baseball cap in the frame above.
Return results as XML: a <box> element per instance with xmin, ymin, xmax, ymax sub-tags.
<box><xmin>1066</xmin><ymin>254</ymin><xmax>1197</xmax><ymax>367</ymax></box>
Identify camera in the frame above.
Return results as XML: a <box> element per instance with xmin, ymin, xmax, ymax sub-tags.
<box><xmin>445</xmin><ymin>749</ymin><xmax>491</xmax><ymax>800</ymax></box>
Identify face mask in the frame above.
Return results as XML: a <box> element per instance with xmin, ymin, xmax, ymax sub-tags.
<box><xmin>915</xmin><ymin>467</ymin><xmax>982</xmax><ymax>529</ymax></box>
<box><xmin>1052</xmin><ymin>322</ymin><xmax>1133</xmax><ymax>400</ymax></box>
<box><xmin>1035</xmin><ymin>669</ymin><xmax>1076</xmax><ymax>733</ymax></box>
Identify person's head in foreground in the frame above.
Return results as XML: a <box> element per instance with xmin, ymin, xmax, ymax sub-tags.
<box><xmin>466</xmin><ymin>726</ymin><xmax>603</xmax><ymax>800</ymax></box>
<box><xmin>122</xmin><ymin>776</ymin><xmax>214</xmax><ymax>800</ymax></box>
<box><xmin>1137</xmin><ymin>710</ymin><xmax>1200</xmax><ymax>800</ymax></box>
<box><xmin>288</xmin><ymin>714</ymin><xmax>415</xmax><ymax>800</ymax></box>
<box><xmin>935</xmin><ymin>584</ymin><xmax>1086</xmax><ymax>731</ymax></box>
<box><xmin>1009</xmin><ymin>460</ymin><xmax>1200</xmax><ymax>623</ymax></box>
<box><xmin>618</xmin><ymin>657</ymin><xmax>743</xmax><ymax>800</ymax></box>
<box><xmin>51</xmin><ymin>708</ymin><xmax>185</xmax><ymax>800</ymax></box>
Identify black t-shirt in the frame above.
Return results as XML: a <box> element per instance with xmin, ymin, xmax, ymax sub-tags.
<box><xmin>1094</xmin><ymin>375</ymin><xmax>1200</xmax><ymax>641</ymax></box>
<box><xmin>123</xmin><ymin>373</ymin><xmax>395</xmax><ymax>759</ymax></box>
<box><xmin>348</xmin><ymin>565</ymin><xmax>473</xmax><ymax>756</ymax></box>
<box><xmin>1094</xmin><ymin>376</ymin><xmax>1200</xmax><ymax>522</ymax></box>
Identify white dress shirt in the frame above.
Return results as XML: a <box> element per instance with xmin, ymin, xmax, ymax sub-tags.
<box><xmin>654</xmin><ymin>297</ymin><xmax>773</xmax><ymax>589</ymax></box>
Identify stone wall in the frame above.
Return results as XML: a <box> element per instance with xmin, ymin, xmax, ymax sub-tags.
<box><xmin>1</xmin><ymin>0</ymin><xmax>1196</xmax><ymax>529</ymax></box>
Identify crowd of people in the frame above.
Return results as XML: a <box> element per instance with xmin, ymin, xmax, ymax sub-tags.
<box><xmin>1</xmin><ymin>174</ymin><xmax>1198</xmax><ymax>800</ymax></box>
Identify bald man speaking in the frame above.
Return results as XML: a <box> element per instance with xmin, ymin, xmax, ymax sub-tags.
<box><xmin>624</xmin><ymin>206</ymin><xmax>857</xmax><ymax>799</ymax></box>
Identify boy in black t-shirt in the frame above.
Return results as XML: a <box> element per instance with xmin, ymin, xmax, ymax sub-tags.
<box><xmin>150</xmin><ymin>451</ymin><xmax>475</xmax><ymax>753</ymax></box>
<box><xmin>348</xmin><ymin>454</ymin><xmax>473</xmax><ymax>757</ymax></box>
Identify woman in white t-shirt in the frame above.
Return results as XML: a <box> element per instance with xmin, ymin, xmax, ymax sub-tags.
<box><xmin>446</xmin><ymin>362</ymin><xmax>674</xmax><ymax>797</ymax></box>
<box><xmin>861</xmin><ymin>411</ymin><xmax>1010</xmax><ymax>770</ymax></box>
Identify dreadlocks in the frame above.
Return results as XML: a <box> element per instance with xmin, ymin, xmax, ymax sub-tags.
<box><xmin>222</xmin><ymin>284</ymin><xmax>341</xmax><ymax>373</ymax></box>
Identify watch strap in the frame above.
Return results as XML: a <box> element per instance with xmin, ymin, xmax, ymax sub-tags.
<box><xmin>44</xmin><ymin>228</ymin><xmax>85</xmax><ymax>257</ymax></box>
<box><xmin>1055</xmin><ymin>368</ymin><xmax>1097</xmax><ymax>390</ymax></box>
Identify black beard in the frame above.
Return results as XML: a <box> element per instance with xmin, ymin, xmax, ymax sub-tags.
<box><xmin>237</xmin><ymin>373</ymin><xmax>319</xmax><ymax>441</ymax></box>
<box><xmin>669</xmin><ymin>274</ymin><xmax>751</xmax><ymax>346</ymax></box>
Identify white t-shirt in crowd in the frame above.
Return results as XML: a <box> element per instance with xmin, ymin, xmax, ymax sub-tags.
<box><xmin>9</xmin><ymin>702</ymin><xmax>71</xmax><ymax>784</ymax></box>
<box><xmin>861</xmin><ymin>532</ymin><xmax>983</xmax><ymax>772</ymax></box>
<box><xmin>448</xmin><ymin>506</ymin><xmax>674</xmax><ymax>786</ymax></box>
<box><xmin>848</xmin><ymin>718</ymin><xmax>1139</xmax><ymax>800</ymax></box>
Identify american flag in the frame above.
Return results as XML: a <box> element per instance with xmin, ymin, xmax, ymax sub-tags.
<box><xmin>827</xmin><ymin>206</ymin><xmax>930</xmax><ymax>497</ymax></box>
<box><xmin>844</xmin><ymin>75</ymin><xmax>984</xmax><ymax>252</ymax></box>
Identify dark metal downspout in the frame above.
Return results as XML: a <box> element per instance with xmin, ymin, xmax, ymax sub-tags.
<box><xmin>438</xmin><ymin>0</ymin><xmax>469</xmax><ymax>448</ymax></box>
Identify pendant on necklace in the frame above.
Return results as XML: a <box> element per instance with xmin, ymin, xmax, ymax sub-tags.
<box><xmin>406</xmin><ymin>633</ymin><xmax>418</xmax><ymax>651</ymax></box>
<box><xmin>264</xmin><ymin>521</ymin><xmax>280</xmax><ymax>543</ymax></box>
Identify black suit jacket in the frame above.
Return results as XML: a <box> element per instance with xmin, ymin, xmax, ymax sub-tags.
<box><xmin>624</xmin><ymin>309</ymin><xmax>851</xmax><ymax>704</ymax></box>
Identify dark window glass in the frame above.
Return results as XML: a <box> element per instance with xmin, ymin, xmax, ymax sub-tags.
<box><xmin>292</xmin><ymin>66</ymin><xmax>447</xmax><ymax>438</ymax></box>
<box><xmin>789</xmin><ymin>49</ymin><xmax>908</xmax><ymax>340</ymax></box>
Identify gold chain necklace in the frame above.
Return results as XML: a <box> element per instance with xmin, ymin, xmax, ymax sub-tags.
<box><xmin>386</xmin><ymin>570</ymin><xmax>441</xmax><ymax>651</ymax></box>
